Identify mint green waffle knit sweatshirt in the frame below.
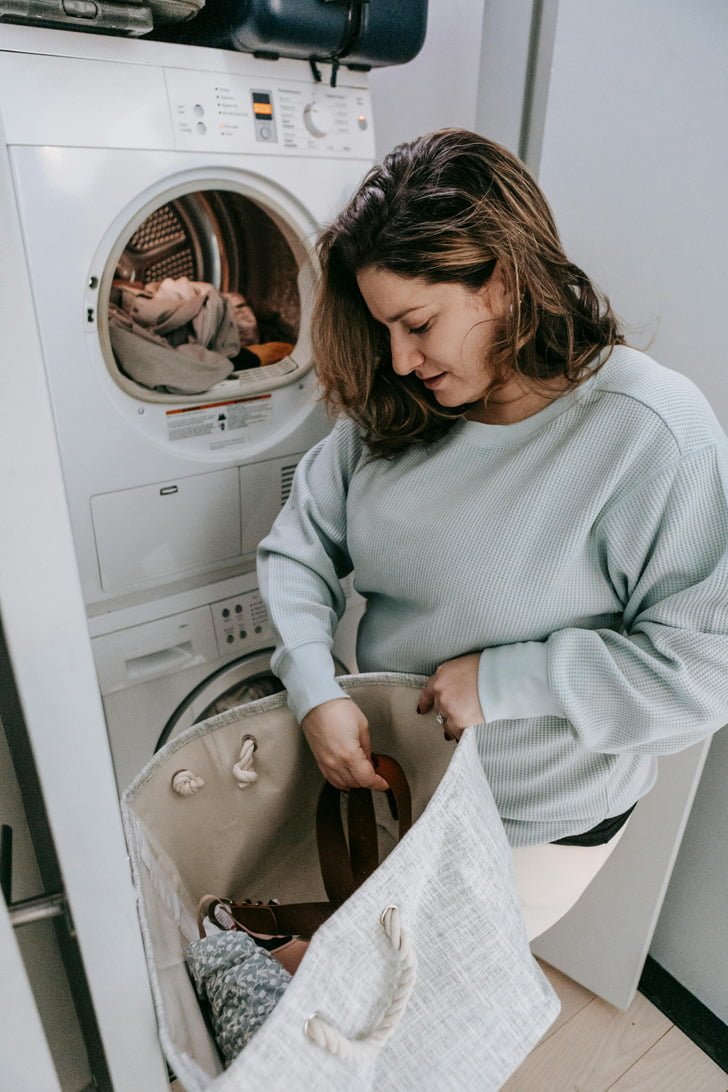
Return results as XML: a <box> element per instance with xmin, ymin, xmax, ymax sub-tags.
<box><xmin>257</xmin><ymin>347</ymin><xmax>728</xmax><ymax>846</ymax></box>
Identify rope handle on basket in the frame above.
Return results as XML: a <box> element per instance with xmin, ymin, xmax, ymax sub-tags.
<box><xmin>232</xmin><ymin>734</ymin><xmax>258</xmax><ymax>789</ymax></box>
<box><xmin>303</xmin><ymin>905</ymin><xmax>416</xmax><ymax>1059</ymax></box>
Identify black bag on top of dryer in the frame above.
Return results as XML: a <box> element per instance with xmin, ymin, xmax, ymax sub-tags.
<box><xmin>154</xmin><ymin>0</ymin><xmax>428</xmax><ymax>75</ymax></box>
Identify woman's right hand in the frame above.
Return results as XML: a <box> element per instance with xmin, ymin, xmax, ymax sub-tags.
<box><xmin>301</xmin><ymin>698</ymin><xmax>389</xmax><ymax>791</ymax></box>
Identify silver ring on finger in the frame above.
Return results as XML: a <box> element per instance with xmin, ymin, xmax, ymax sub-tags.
<box><xmin>435</xmin><ymin>712</ymin><xmax>446</xmax><ymax>726</ymax></box>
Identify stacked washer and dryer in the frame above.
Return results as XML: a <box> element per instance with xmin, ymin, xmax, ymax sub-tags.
<box><xmin>0</xmin><ymin>26</ymin><xmax>374</xmax><ymax>791</ymax></box>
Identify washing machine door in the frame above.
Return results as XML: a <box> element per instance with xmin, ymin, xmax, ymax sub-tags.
<box><xmin>156</xmin><ymin>649</ymin><xmax>279</xmax><ymax>750</ymax></box>
<box><xmin>156</xmin><ymin>649</ymin><xmax>348</xmax><ymax>751</ymax></box>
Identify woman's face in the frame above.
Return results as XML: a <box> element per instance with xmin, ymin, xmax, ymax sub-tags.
<box><xmin>356</xmin><ymin>266</ymin><xmax>508</xmax><ymax>409</ymax></box>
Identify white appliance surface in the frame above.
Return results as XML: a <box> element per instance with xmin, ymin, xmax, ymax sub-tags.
<box><xmin>0</xmin><ymin>32</ymin><xmax>374</xmax><ymax>613</ymax></box>
<box><xmin>91</xmin><ymin>569</ymin><xmax>364</xmax><ymax>792</ymax></box>
<box><xmin>0</xmin><ymin>27</ymin><xmax>373</xmax><ymax>790</ymax></box>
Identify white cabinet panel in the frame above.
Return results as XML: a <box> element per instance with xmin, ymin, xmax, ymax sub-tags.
<box><xmin>532</xmin><ymin>741</ymin><xmax>711</xmax><ymax>1009</ymax></box>
<box><xmin>92</xmin><ymin>468</ymin><xmax>242</xmax><ymax>590</ymax></box>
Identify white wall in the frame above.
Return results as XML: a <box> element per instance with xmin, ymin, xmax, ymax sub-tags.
<box><xmin>524</xmin><ymin>0</ymin><xmax>728</xmax><ymax>1020</ymax></box>
<box><xmin>535</xmin><ymin>0</ymin><xmax>728</xmax><ymax>428</ymax></box>
<box><xmin>368</xmin><ymin>0</ymin><xmax>487</xmax><ymax>157</ymax></box>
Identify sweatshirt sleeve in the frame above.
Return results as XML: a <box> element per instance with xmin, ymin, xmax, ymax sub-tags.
<box><xmin>478</xmin><ymin>443</ymin><xmax>728</xmax><ymax>755</ymax></box>
<box><xmin>257</xmin><ymin>418</ymin><xmax>362</xmax><ymax>721</ymax></box>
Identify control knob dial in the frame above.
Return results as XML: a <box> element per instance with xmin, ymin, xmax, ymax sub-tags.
<box><xmin>303</xmin><ymin>101</ymin><xmax>333</xmax><ymax>138</ymax></box>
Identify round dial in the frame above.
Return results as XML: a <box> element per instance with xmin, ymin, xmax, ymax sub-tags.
<box><xmin>303</xmin><ymin>102</ymin><xmax>334</xmax><ymax>138</ymax></box>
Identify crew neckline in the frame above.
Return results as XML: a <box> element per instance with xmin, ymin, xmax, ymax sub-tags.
<box><xmin>455</xmin><ymin>350</ymin><xmax>610</xmax><ymax>448</ymax></box>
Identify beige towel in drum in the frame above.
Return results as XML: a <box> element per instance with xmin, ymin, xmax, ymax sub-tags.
<box><xmin>109</xmin><ymin>277</ymin><xmax>240</xmax><ymax>394</ymax></box>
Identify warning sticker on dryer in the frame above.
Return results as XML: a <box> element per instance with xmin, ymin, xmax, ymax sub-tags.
<box><xmin>166</xmin><ymin>395</ymin><xmax>272</xmax><ymax>446</ymax></box>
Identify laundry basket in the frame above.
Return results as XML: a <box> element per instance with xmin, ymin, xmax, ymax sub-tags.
<box><xmin>121</xmin><ymin>673</ymin><xmax>559</xmax><ymax>1091</ymax></box>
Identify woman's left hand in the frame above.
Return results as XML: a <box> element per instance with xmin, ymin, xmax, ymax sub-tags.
<box><xmin>417</xmin><ymin>653</ymin><xmax>485</xmax><ymax>739</ymax></box>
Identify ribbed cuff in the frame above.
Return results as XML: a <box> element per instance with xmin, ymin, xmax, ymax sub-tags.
<box><xmin>276</xmin><ymin>642</ymin><xmax>349</xmax><ymax>723</ymax></box>
<box><xmin>478</xmin><ymin>641</ymin><xmax>566</xmax><ymax>722</ymax></box>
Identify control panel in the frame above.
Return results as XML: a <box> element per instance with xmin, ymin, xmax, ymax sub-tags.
<box><xmin>0</xmin><ymin>48</ymin><xmax>374</xmax><ymax>156</ymax></box>
<box><xmin>164</xmin><ymin>67</ymin><xmax>373</xmax><ymax>157</ymax></box>
<box><xmin>211</xmin><ymin>587</ymin><xmax>274</xmax><ymax>657</ymax></box>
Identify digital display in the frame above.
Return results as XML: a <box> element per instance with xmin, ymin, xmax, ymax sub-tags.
<box><xmin>251</xmin><ymin>90</ymin><xmax>278</xmax><ymax>143</ymax></box>
<box><xmin>252</xmin><ymin>92</ymin><xmax>273</xmax><ymax>119</ymax></box>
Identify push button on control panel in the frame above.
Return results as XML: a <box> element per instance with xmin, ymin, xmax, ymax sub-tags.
<box><xmin>212</xmin><ymin>590</ymin><xmax>273</xmax><ymax>656</ymax></box>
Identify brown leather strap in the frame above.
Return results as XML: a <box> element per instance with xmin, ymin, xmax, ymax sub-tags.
<box><xmin>316</xmin><ymin>781</ymin><xmax>353</xmax><ymax>904</ymax></box>
<box><xmin>316</xmin><ymin>753</ymin><xmax>412</xmax><ymax>904</ymax></box>
<box><xmin>347</xmin><ymin>787</ymin><xmax>379</xmax><ymax>890</ymax></box>
<box><xmin>316</xmin><ymin>781</ymin><xmax>385</xmax><ymax>903</ymax></box>
<box><xmin>220</xmin><ymin>900</ymin><xmax>334</xmax><ymax>940</ymax></box>
<box><xmin>373</xmin><ymin>754</ymin><xmax>412</xmax><ymax>838</ymax></box>
<box><xmin>200</xmin><ymin>754</ymin><xmax>413</xmax><ymax>942</ymax></box>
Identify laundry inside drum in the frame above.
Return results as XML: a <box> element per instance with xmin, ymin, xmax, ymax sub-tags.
<box><xmin>195</xmin><ymin>670</ymin><xmax>286</xmax><ymax>722</ymax></box>
<box><xmin>192</xmin><ymin>654</ymin><xmax>350</xmax><ymax>724</ymax></box>
<box><xmin>105</xmin><ymin>189</ymin><xmax>302</xmax><ymax>399</ymax></box>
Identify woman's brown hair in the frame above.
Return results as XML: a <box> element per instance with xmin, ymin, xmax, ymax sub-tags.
<box><xmin>312</xmin><ymin>128</ymin><xmax>623</xmax><ymax>456</ymax></box>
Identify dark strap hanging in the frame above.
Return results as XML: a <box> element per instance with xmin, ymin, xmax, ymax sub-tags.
<box><xmin>198</xmin><ymin>753</ymin><xmax>412</xmax><ymax>940</ymax></box>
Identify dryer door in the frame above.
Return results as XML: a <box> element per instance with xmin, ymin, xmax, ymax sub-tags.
<box><xmin>101</xmin><ymin>184</ymin><xmax>309</xmax><ymax>410</ymax></box>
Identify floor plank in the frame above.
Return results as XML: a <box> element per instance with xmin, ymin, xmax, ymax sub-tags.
<box><xmin>501</xmin><ymin>991</ymin><xmax>672</xmax><ymax>1091</ymax></box>
<box><xmin>534</xmin><ymin>959</ymin><xmax>595</xmax><ymax>1041</ymax></box>
<box><xmin>606</xmin><ymin>1025</ymin><xmax>728</xmax><ymax>1091</ymax></box>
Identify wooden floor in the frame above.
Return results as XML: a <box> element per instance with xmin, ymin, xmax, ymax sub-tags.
<box><xmin>170</xmin><ymin>961</ymin><xmax>727</xmax><ymax>1090</ymax></box>
<box><xmin>503</xmin><ymin>960</ymin><xmax>728</xmax><ymax>1091</ymax></box>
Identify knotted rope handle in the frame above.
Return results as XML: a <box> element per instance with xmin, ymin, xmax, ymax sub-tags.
<box><xmin>232</xmin><ymin>734</ymin><xmax>258</xmax><ymax>789</ymax></box>
<box><xmin>303</xmin><ymin>905</ymin><xmax>416</xmax><ymax>1058</ymax></box>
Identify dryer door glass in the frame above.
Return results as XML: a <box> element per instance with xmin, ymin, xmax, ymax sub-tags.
<box><xmin>102</xmin><ymin>187</ymin><xmax>307</xmax><ymax>403</ymax></box>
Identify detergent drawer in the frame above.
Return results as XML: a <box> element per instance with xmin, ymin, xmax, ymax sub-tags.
<box><xmin>91</xmin><ymin>468</ymin><xmax>242</xmax><ymax>592</ymax></box>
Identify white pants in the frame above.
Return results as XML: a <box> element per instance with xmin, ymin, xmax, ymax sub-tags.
<box><xmin>512</xmin><ymin>823</ymin><xmax>629</xmax><ymax>942</ymax></box>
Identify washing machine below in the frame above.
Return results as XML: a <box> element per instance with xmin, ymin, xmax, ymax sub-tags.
<box><xmin>91</xmin><ymin>569</ymin><xmax>364</xmax><ymax>792</ymax></box>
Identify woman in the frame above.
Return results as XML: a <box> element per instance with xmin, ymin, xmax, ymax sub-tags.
<box><xmin>257</xmin><ymin>129</ymin><xmax>728</xmax><ymax>938</ymax></box>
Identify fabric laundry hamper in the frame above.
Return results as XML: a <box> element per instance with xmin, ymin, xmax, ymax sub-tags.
<box><xmin>121</xmin><ymin>673</ymin><xmax>560</xmax><ymax>1091</ymax></box>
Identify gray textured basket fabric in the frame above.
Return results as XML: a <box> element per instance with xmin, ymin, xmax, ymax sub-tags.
<box><xmin>121</xmin><ymin>673</ymin><xmax>560</xmax><ymax>1090</ymax></box>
